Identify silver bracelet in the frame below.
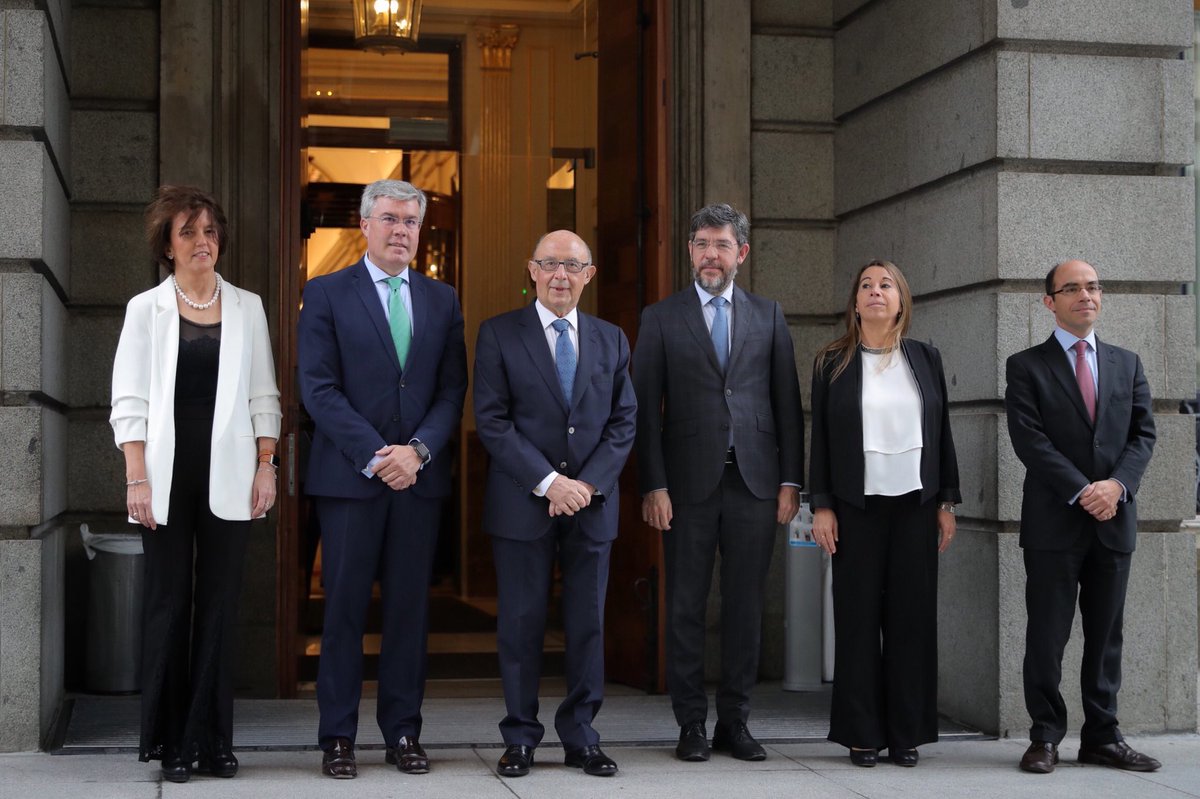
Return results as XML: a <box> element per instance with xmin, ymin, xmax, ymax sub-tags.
<box><xmin>126</xmin><ymin>478</ymin><xmax>148</xmax><ymax>487</ymax></box>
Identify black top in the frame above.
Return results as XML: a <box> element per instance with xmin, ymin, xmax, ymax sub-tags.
<box><xmin>175</xmin><ymin>317</ymin><xmax>221</xmax><ymax>420</ymax></box>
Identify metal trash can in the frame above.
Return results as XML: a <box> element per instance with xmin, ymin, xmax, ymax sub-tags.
<box><xmin>80</xmin><ymin>524</ymin><xmax>144</xmax><ymax>693</ymax></box>
<box><xmin>783</xmin><ymin>499</ymin><xmax>824</xmax><ymax>691</ymax></box>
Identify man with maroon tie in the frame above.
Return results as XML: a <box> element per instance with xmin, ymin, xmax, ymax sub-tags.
<box><xmin>1005</xmin><ymin>259</ymin><xmax>1158</xmax><ymax>775</ymax></box>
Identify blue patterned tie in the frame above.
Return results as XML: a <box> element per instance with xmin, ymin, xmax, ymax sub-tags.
<box><xmin>384</xmin><ymin>276</ymin><xmax>411</xmax><ymax>369</ymax></box>
<box><xmin>551</xmin><ymin>318</ymin><xmax>576</xmax><ymax>405</ymax></box>
<box><xmin>710</xmin><ymin>296</ymin><xmax>728</xmax><ymax>372</ymax></box>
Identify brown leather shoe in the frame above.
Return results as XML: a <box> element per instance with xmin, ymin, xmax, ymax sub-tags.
<box><xmin>1019</xmin><ymin>741</ymin><xmax>1058</xmax><ymax>774</ymax></box>
<box><xmin>385</xmin><ymin>736</ymin><xmax>430</xmax><ymax>774</ymax></box>
<box><xmin>321</xmin><ymin>737</ymin><xmax>356</xmax><ymax>779</ymax></box>
<box><xmin>1078</xmin><ymin>741</ymin><xmax>1161</xmax><ymax>772</ymax></box>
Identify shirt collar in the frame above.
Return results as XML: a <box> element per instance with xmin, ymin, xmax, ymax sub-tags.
<box><xmin>1053</xmin><ymin>325</ymin><xmax>1096</xmax><ymax>353</ymax></box>
<box><xmin>364</xmin><ymin>255</ymin><xmax>409</xmax><ymax>285</ymax></box>
<box><xmin>535</xmin><ymin>300</ymin><xmax>579</xmax><ymax>332</ymax></box>
<box><xmin>693</xmin><ymin>280</ymin><xmax>735</xmax><ymax>306</ymax></box>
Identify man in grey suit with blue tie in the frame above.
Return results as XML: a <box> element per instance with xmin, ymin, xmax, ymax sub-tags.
<box><xmin>634</xmin><ymin>203</ymin><xmax>804</xmax><ymax>763</ymax></box>
<box><xmin>474</xmin><ymin>230</ymin><xmax>637</xmax><ymax>779</ymax></box>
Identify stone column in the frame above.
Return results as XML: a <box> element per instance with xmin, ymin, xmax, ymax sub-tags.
<box><xmin>834</xmin><ymin>0</ymin><xmax>1197</xmax><ymax>736</ymax></box>
<box><xmin>0</xmin><ymin>4</ymin><xmax>72</xmax><ymax>751</ymax></box>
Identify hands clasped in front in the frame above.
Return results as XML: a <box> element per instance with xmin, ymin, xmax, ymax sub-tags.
<box><xmin>1079</xmin><ymin>478</ymin><xmax>1122</xmax><ymax>522</ymax></box>
<box><xmin>546</xmin><ymin>475</ymin><xmax>595</xmax><ymax>516</ymax></box>
<box><xmin>372</xmin><ymin>444</ymin><xmax>423</xmax><ymax>490</ymax></box>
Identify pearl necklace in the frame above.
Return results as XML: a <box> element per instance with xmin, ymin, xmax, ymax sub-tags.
<box><xmin>172</xmin><ymin>273</ymin><xmax>222</xmax><ymax>310</ymax></box>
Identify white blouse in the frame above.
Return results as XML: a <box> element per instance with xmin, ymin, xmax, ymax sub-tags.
<box><xmin>860</xmin><ymin>349</ymin><xmax>923</xmax><ymax>496</ymax></box>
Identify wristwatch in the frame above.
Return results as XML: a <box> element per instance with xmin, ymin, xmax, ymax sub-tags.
<box><xmin>409</xmin><ymin>439</ymin><xmax>431</xmax><ymax>469</ymax></box>
<box><xmin>258</xmin><ymin>453</ymin><xmax>280</xmax><ymax>468</ymax></box>
<box><xmin>937</xmin><ymin>502</ymin><xmax>956</xmax><ymax>514</ymax></box>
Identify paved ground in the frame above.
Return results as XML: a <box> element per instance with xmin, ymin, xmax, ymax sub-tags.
<box><xmin>5</xmin><ymin>734</ymin><xmax>1199</xmax><ymax>799</ymax></box>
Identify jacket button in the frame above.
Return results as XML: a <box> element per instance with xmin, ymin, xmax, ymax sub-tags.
<box><xmin>399</xmin><ymin>381</ymin><xmax>406</xmax><ymax>389</ymax></box>
<box><xmin>568</xmin><ymin>426</ymin><xmax>575</xmax><ymax>434</ymax></box>
<box><xmin>560</xmin><ymin>461</ymin><xmax>568</xmax><ymax>470</ymax></box>
<box><xmin>725</xmin><ymin>388</ymin><xmax>732</xmax><ymax>396</ymax></box>
<box><xmin>392</xmin><ymin>414</ymin><xmax>400</xmax><ymax>421</ymax></box>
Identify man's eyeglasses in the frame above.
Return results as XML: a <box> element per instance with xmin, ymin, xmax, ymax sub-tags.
<box><xmin>532</xmin><ymin>258</ymin><xmax>590</xmax><ymax>274</ymax></box>
<box><xmin>364</xmin><ymin>215</ymin><xmax>421</xmax><ymax>230</ymax></box>
<box><xmin>690</xmin><ymin>238</ymin><xmax>738</xmax><ymax>254</ymax></box>
<box><xmin>1048</xmin><ymin>282</ymin><xmax>1103</xmax><ymax>297</ymax></box>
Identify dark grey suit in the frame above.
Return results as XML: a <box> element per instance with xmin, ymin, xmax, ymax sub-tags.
<box><xmin>634</xmin><ymin>284</ymin><xmax>803</xmax><ymax>726</ymax></box>
<box><xmin>1006</xmin><ymin>333</ymin><xmax>1155</xmax><ymax>746</ymax></box>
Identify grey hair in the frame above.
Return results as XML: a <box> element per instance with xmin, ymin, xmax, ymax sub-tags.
<box><xmin>360</xmin><ymin>179</ymin><xmax>428</xmax><ymax>222</ymax></box>
<box><xmin>689</xmin><ymin>203</ymin><xmax>749</xmax><ymax>246</ymax></box>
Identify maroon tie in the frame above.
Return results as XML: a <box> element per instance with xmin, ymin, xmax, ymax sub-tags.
<box><xmin>1073</xmin><ymin>340</ymin><xmax>1096</xmax><ymax>422</ymax></box>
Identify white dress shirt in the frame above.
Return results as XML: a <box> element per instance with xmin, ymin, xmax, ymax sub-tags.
<box><xmin>533</xmin><ymin>300</ymin><xmax>580</xmax><ymax>497</ymax></box>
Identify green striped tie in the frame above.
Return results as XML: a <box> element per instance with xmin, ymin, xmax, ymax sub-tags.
<box><xmin>384</xmin><ymin>276</ymin><xmax>411</xmax><ymax>368</ymax></box>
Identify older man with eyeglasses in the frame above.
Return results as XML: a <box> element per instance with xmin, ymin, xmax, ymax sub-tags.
<box><xmin>1006</xmin><ymin>259</ymin><xmax>1159</xmax><ymax>775</ymax></box>
<box><xmin>473</xmin><ymin>230</ymin><xmax>637</xmax><ymax>779</ymax></box>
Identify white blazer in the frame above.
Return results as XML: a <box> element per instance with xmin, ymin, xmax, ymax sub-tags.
<box><xmin>110</xmin><ymin>278</ymin><xmax>282</xmax><ymax>523</ymax></box>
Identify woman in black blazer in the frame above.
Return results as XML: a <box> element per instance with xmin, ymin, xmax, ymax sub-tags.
<box><xmin>809</xmin><ymin>260</ymin><xmax>960</xmax><ymax>768</ymax></box>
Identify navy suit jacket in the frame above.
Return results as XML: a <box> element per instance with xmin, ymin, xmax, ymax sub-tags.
<box><xmin>1005</xmin><ymin>334</ymin><xmax>1156</xmax><ymax>553</ymax></box>
<box><xmin>298</xmin><ymin>260</ymin><xmax>467</xmax><ymax>499</ymax></box>
<box><xmin>473</xmin><ymin>302</ymin><xmax>637</xmax><ymax>542</ymax></box>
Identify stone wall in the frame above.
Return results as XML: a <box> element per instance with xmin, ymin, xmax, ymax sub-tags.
<box><xmin>834</xmin><ymin>0</ymin><xmax>1198</xmax><ymax>736</ymax></box>
<box><xmin>0</xmin><ymin>1</ymin><xmax>72</xmax><ymax>751</ymax></box>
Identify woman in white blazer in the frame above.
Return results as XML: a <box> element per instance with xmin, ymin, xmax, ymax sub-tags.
<box><xmin>110</xmin><ymin>186</ymin><xmax>281</xmax><ymax>783</ymax></box>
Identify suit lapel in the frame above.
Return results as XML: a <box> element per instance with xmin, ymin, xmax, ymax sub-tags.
<box><xmin>407</xmin><ymin>269</ymin><xmax>427</xmax><ymax>373</ymax></box>
<box><xmin>211</xmin><ymin>283</ymin><xmax>244</xmax><ymax>443</ymax></box>
<box><xmin>680</xmin><ymin>288</ymin><xmax>725</xmax><ymax>375</ymax></box>
<box><xmin>518</xmin><ymin>302</ymin><xmax>570</xmax><ymax>410</ymax></box>
<box><xmin>351</xmin><ymin>260</ymin><xmax>402</xmax><ymax>376</ymax></box>
<box><xmin>1037</xmin><ymin>335</ymin><xmax>1092</xmax><ymax>427</ymax></box>
<box><xmin>1095</xmin><ymin>338</ymin><xmax>1118</xmax><ymax>420</ymax></box>
<box><xmin>153</xmin><ymin>280</ymin><xmax>180</xmax><ymax>443</ymax></box>
<box><xmin>570</xmin><ymin>313</ymin><xmax>601</xmax><ymax>413</ymax></box>
<box><xmin>728</xmin><ymin>285</ymin><xmax>751</xmax><ymax>371</ymax></box>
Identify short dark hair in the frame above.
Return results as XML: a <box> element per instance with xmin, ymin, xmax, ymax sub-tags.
<box><xmin>1045</xmin><ymin>259</ymin><xmax>1098</xmax><ymax>296</ymax></box>
<box><xmin>145</xmin><ymin>185</ymin><xmax>229</xmax><ymax>274</ymax></box>
<box><xmin>689</xmin><ymin>203</ymin><xmax>749</xmax><ymax>247</ymax></box>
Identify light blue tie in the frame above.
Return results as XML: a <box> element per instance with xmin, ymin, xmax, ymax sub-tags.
<box><xmin>710</xmin><ymin>296</ymin><xmax>729</xmax><ymax>372</ymax></box>
<box><xmin>551</xmin><ymin>318</ymin><xmax>576</xmax><ymax>405</ymax></box>
<box><xmin>384</xmin><ymin>276</ymin><xmax>411</xmax><ymax>369</ymax></box>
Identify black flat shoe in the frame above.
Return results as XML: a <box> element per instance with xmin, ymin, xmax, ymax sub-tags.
<box><xmin>196</xmin><ymin>738</ymin><xmax>238</xmax><ymax>778</ymax></box>
<box><xmin>161</xmin><ymin>749</ymin><xmax>192</xmax><ymax>783</ymax></box>
<box><xmin>849</xmin><ymin>748</ymin><xmax>878</xmax><ymax>767</ymax></box>
<box><xmin>890</xmin><ymin>748</ymin><xmax>918</xmax><ymax>767</ymax></box>
<box><xmin>712</xmin><ymin>720</ymin><xmax>767</xmax><ymax>761</ymax></box>
<box><xmin>385</xmin><ymin>736</ymin><xmax>430</xmax><ymax>774</ymax></box>
<box><xmin>676</xmin><ymin>721</ymin><xmax>710</xmax><ymax>762</ymax></box>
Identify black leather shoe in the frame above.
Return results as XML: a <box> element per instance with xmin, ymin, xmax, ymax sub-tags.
<box><xmin>497</xmin><ymin>744</ymin><xmax>534</xmax><ymax>777</ymax></box>
<box><xmin>564</xmin><ymin>744</ymin><xmax>618</xmax><ymax>776</ymax></box>
<box><xmin>890</xmin><ymin>747</ymin><xmax>918</xmax><ymax>767</ymax></box>
<box><xmin>161</xmin><ymin>749</ymin><xmax>192</xmax><ymax>783</ymax></box>
<box><xmin>195</xmin><ymin>746</ymin><xmax>238</xmax><ymax>778</ymax></box>
<box><xmin>1019</xmin><ymin>741</ymin><xmax>1058</xmax><ymax>774</ymax></box>
<box><xmin>1078</xmin><ymin>740</ymin><xmax>1161</xmax><ymax>772</ymax></box>
<box><xmin>676</xmin><ymin>721</ymin><xmax>710</xmax><ymax>762</ymax></box>
<box><xmin>849</xmin><ymin>748</ymin><xmax>878</xmax><ymax>767</ymax></box>
<box><xmin>385</xmin><ymin>736</ymin><xmax>430</xmax><ymax>774</ymax></box>
<box><xmin>321</xmin><ymin>737</ymin><xmax>357</xmax><ymax>779</ymax></box>
<box><xmin>712</xmin><ymin>720</ymin><xmax>767</xmax><ymax>761</ymax></box>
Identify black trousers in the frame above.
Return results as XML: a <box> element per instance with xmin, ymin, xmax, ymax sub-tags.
<box><xmin>663</xmin><ymin>463</ymin><xmax>777</xmax><ymax>727</ymax></box>
<box><xmin>828</xmin><ymin>492</ymin><xmax>938</xmax><ymax>750</ymax></box>
<box><xmin>139</xmin><ymin>415</ymin><xmax>250</xmax><ymax>762</ymax></box>
<box><xmin>492</xmin><ymin>517</ymin><xmax>611</xmax><ymax>751</ymax></box>
<box><xmin>1023</xmin><ymin>530</ymin><xmax>1131</xmax><ymax>747</ymax></box>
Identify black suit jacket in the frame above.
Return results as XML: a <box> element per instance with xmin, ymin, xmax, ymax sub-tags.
<box><xmin>1005</xmin><ymin>334</ymin><xmax>1155</xmax><ymax>553</ymax></box>
<box><xmin>808</xmin><ymin>339</ymin><xmax>961</xmax><ymax>511</ymax></box>
<box><xmin>633</xmin><ymin>284</ymin><xmax>804</xmax><ymax>503</ymax></box>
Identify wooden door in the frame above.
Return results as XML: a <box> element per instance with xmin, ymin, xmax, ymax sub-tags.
<box><xmin>597</xmin><ymin>0</ymin><xmax>672</xmax><ymax>692</ymax></box>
